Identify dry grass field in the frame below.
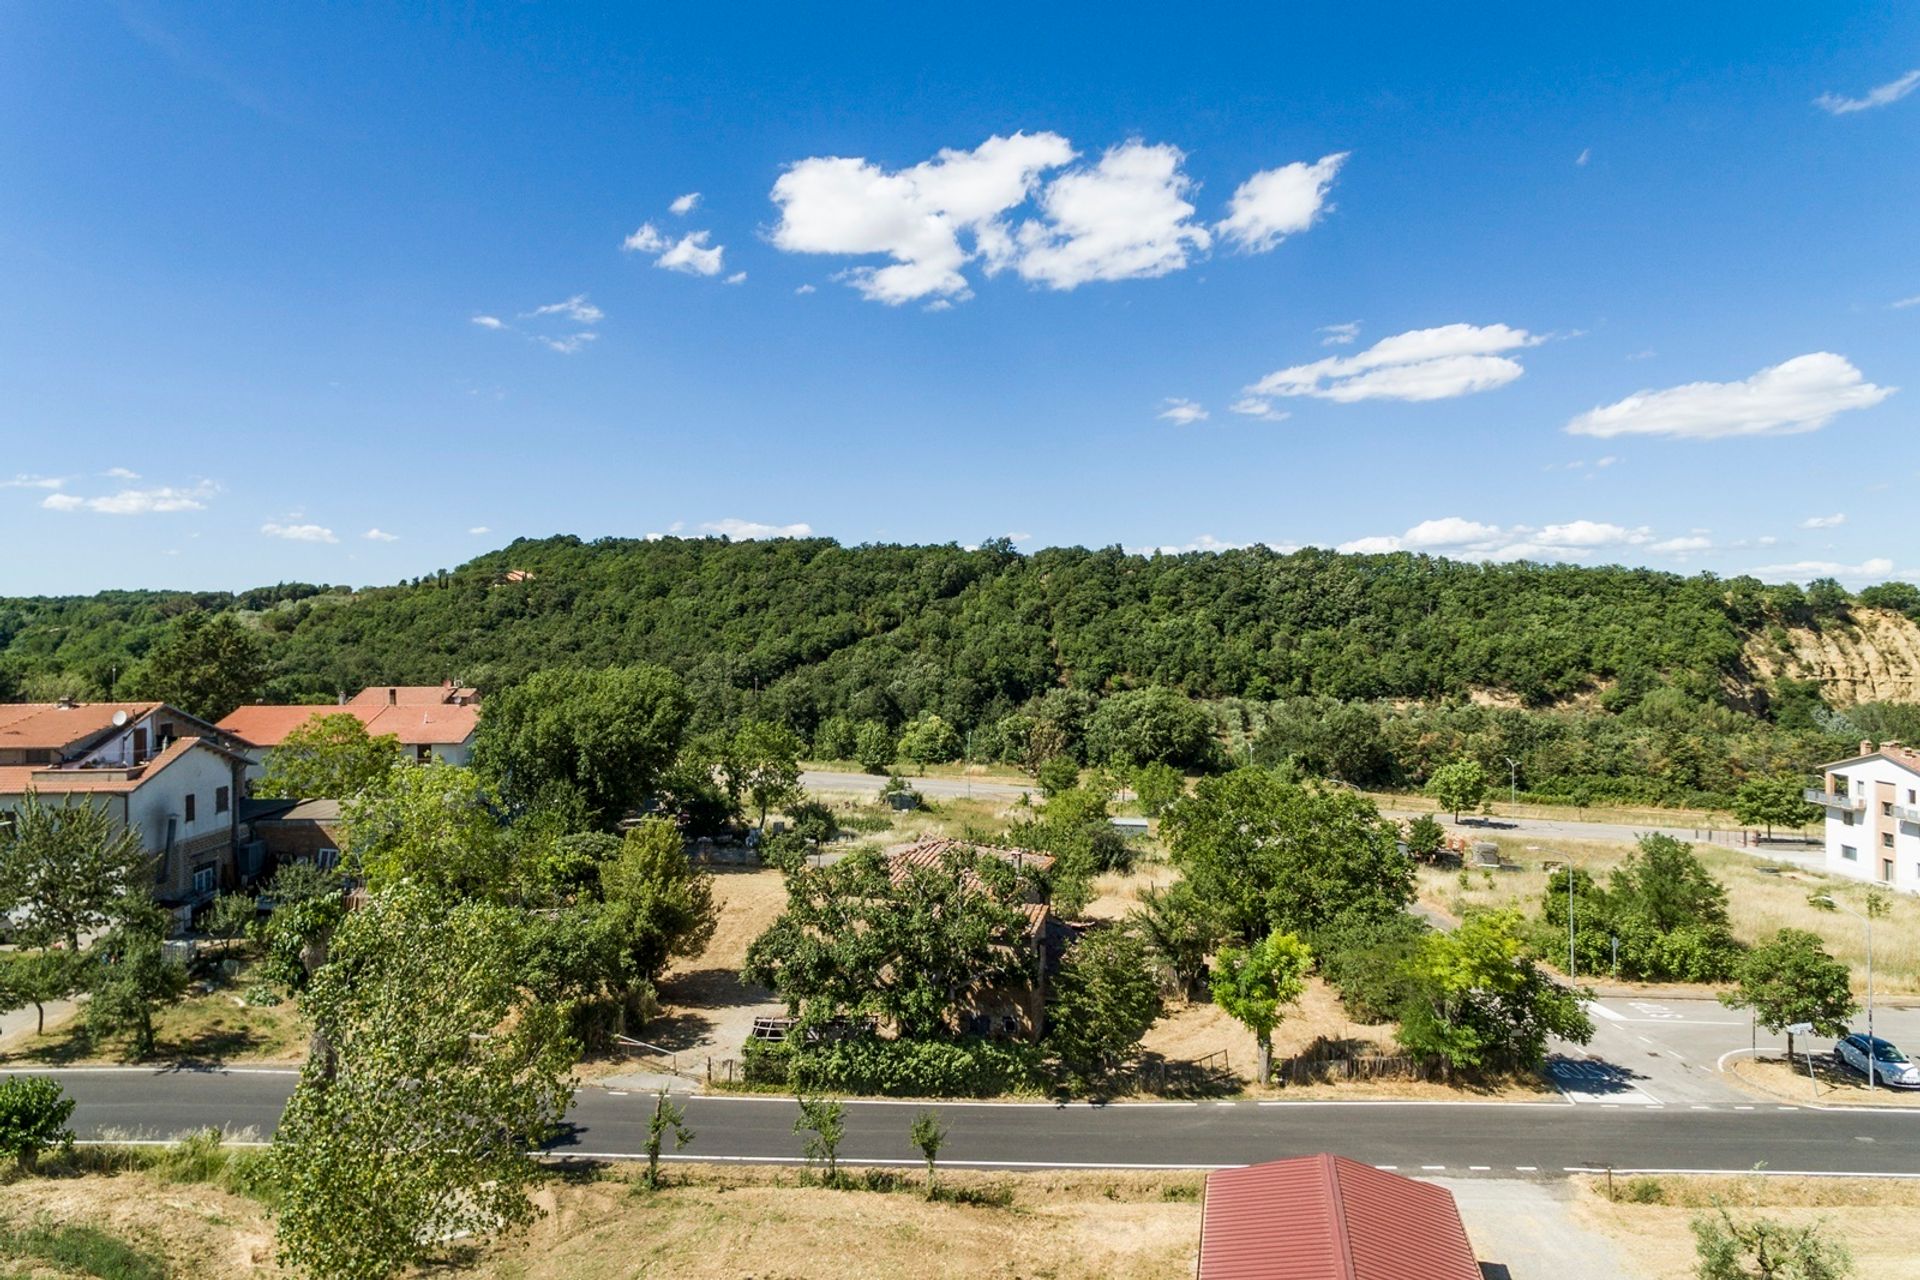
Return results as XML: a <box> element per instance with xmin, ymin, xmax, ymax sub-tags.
<box><xmin>0</xmin><ymin>958</ymin><xmax>309</xmax><ymax>1067</ymax></box>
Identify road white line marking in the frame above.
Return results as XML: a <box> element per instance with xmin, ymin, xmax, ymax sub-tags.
<box><xmin>0</xmin><ymin>1066</ymin><xmax>300</xmax><ymax>1076</ymax></box>
<box><xmin>1469</xmin><ymin>1165</ymin><xmax>1491</xmax><ymax>1171</ymax></box>
<box><xmin>1736</xmin><ymin>1106</ymin><xmax>1754</xmax><ymax>1110</ymax></box>
<box><xmin>1691</xmin><ymin>1105</ymin><xmax>1711</xmax><ymax>1110</ymax></box>
<box><xmin>1778</xmin><ymin>1106</ymin><xmax>1799</xmax><ymax>1111</ymax></box>
<box><xmin>1374</xmin><ymin>1164</ymin><xmax>1397</xmax><ymax>1170</ymax></box>
<box><xmin>1515</xmin><ymin>1166</ymin><xmax>1538</xmax><ymax>1172</ymax></box>
<box><xmin>1422</xmin><ymin>1165</ymin><xmax>1446</xmax><ymax>1170</ymax></box>
<box><xmin>1587</xmin><ymin>1003</ymin><xmax>1627</xmax><ymax>1022</ymax></box>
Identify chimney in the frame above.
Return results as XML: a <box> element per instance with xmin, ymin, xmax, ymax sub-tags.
<box><xmin>55</xmin><ymin>695</ymin><xmax>74</xmax><ymax>710</ymax></box>
<box><xmin>1863</xmin><ymin>739</ymin><xmax>1876</xmax><ymax>756</ymax></box>
<box><xmin>388</xmin><ymin>687</ymin><xmax>398</xmax><ymax>706</ymax></box>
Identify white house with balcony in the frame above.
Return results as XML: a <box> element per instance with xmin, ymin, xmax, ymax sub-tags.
<box><xmin>1810</xmin><ymin>740</ymin><xmax>1920</xmax><ymax>893</ymax></box>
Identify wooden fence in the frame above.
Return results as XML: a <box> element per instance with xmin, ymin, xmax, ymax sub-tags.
<box><xmin>1267</xmin><ymin>1053</ymin><xmax>1434</xmax><ymax>1086</ymax></box>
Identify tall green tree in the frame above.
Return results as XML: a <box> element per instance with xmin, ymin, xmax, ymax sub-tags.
<box><xmin>87</xmin><ymin>907</ymin><xmax>189</xmax><ymax>1059</ymax></box>
<box><xmin>473</xmin><ymin>664</ymin><xmax>691</xmax><ymax>824</ymax></box>
<box><xmin>898</xmin><ymin>712</ymin><xmax>963</xmax><ymax>767</ymax></box>
<box><xmin>597</xmin><ymin>818</ymin><xmax>719</xmax><ymax>987</ymax></box>
<box><xmin>1397</xmin><ymin>910</ymin><xmax>1592</xmax><ymax>1075</ymax></box>
<box><xmin>270</xmin><ymin>883</ymin><xmax>576</xmax><ymax>1280</ymax></box>
<box><xmin>1692</xmin><ymin>1207</ymin><xmax>1854</xmax><ymax>1280</ymax></box>
<box><xmin>1127</xmin><ymin>881</ymin><xmax>1221</xmax><ymax>1002</ymax></box>
<box><xmin>257</xmin><ymin>713</ymin><xmax>402</xmax><ymax>800</ymax></box>
<box><xmin>1424</xmin><ymin>758</ymin><xmax>1488</xmax><ymax>821</ymax></box>
<box><xmin>342</xmin><ymin>760</ymin><xmax>510</xmax><ymax>897</ymax></box>
<box><xmin>0</xmin><ymin>948</ymin><xmax>87</xmax><ymax>1035</ymax></box>
<box><xmin>1733</xmin><ymin>777</ymin><xmax>1821</xmax><ymax>839</ymax></box>
<box><xmin>717</xmin><ymin>720</ymin><xmax>805</xmax><ymax>830</ymax></box>
<box><xmin>1210</xmin><ymin>931</ymin><xmax>1312</xmax><ymax>1084</ymax></box>
<box><xmin>1718</xmin><ymin>929</ymin><xmax>1856</xmax><ymax>1065</ymax></box>
<box><xmin>1085</xmin><ymin>687</ymin><xmax>1213</xmax><ymax>770</ymax></box>
<box><xmin>0</xmin><ymin>791</ymin><xmax>150</xmax><ymax>951</ymax></box>
<box><xmin>135</xmin><ymin>610</ymin><xmax>268</xmax><ymax>721</ymax></box>
<box><xmin>1046</xmin><ymin>927</ymin><xmax>1164</xmax><ymax>1088</ymax></box>
<box><xmin>1163</xmin><ymin>768</ymin><xmax>1413</xmax><ymax>944</ymax></box>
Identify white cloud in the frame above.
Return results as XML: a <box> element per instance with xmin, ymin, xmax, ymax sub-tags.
<box><xmin>1576</xmin><ymin>147</ymin><xmax>1591</xmax><ymax>166</ymax></box>
<box><xmin>1565</xmin><ymin>352</ymin><xmax>1894</xmax><ymax>439</ymax></box>
<box><xmin>1157</xmin><ymin>398</ymin><xmax>1209</xmax><ymax>425</ymax></box>
<box><xmin>1228</xmin><ymin>397</ymin><xmax>1291</xmax><ymax>422</ymax></box>
<box><xmin>724</xmin><ymin>271</ymin><xmax>747</xmax><ymax>285</ymax></box>
<box><xmin>363</xmin><ymin>528</ymin><xmax>400</xmax><ymax>542</ymax></box>
<box><xmin>537</xmin><ymin>333</ymin><xmax>597</xmax><ymax>355</ymax></box>
<box><xmin>1131</xmin><ymin>534</ymin><xmax>1293</xmax><ymax>555</ymax></box>
<box><xmin>1595</xmin><ymin>455</ymin><xmax>1618</xmax><ymax>468</ymax></box>
<box><xmin>1894</xmin><ymin>295</ymin><xmax>1920</xmax><ymax>309</ymax></box>
<box><xmin>1753</xmin><ymin>557</ymin><xmax>1896</xmax><ymax>582</ymax></box>
<box><xmin>623</xmin><ymin>223</ymin><xmax>666</xmax><ymax>253</ymax></box>
<box><xmin>2</xmin><ymin>474</ymin><xmax>64</xmax><ymax>490</ymax></box>
<box><xmin>43</xmin><ymin>481</ymin><xmax>215</xmax><ymax>515</ymax></box>
<box><xmin>655</xmin><ymin>230</ymin><xmax>725</xmax><ymax>276</ymax></box>
<box><xmin>1815</xmin><ymin>69</ymin><xmax>1920</xmax><ymax>115</ymax></box>
<box><xmin>1012</xmin><ymin>140</ymin><xmax>1210</xmax><ymax>289</ymax></box>
<box><xmin>1318</xmin><ymin>322</ymin><xmax>1360</xmax><ymax>347</ymax></box>
<box><xmin>669</xmin><ymin>192</ymin><xmax>701</xmax><ymax>216</ymax></box>
<box><xmin>771</xmin><ymin>131</ymin><xmax>1073</xmax><ymax>304</ymax></box>
<box><xmin>1337</xmin><ymin>514</ymin><xmax>1658</xmax><ymax>561</ymax></box>
<box><xmin>262</xmin><ymin>521</ymin><xmax>338</xmax><ymax>544</ymax></box>
<box><xmin>1802</xmin><ymin>513</ymin><xmax>1848</xmax><ymax>529</ymax></box>
<box><xmin>698</xmin><ymin>517</ymin><xmax>813</xmax><ymax>540</ymax></box>
<box><xmin>102</xmin><ymin>466</ymin><xmax>140</xmax><ymax>480</ymax></box>
<box><xmin>470</xmin><ymin>314</ymin><xmax>506</xmax><ymax>330</ymax></box>
<box><xmin>1006</xmin><ymin>531</ymin><xmax>1033</xmax><ymax>544</ymax></box>
<box><xmin>1251</xmin><ymin>323</ymin><xmax>1541</xmax><ymax>403</ymax></box>
<box><xmin>468</xmin><ymin>526</ymin><xmax>491</xmax><ymax>535</ymax></box>
<box><xmin>525</xmin><ymin>294</ymin><xmax>604</xmax><ymax>325</ymax></box>
<box><xmin>1215</xmin><ymin>151</ymin><xmax>1346</xmax><ymax>253</ymax></box>
<box><xmin>795</xmin><ymin>284</ymin><xmax>817</xmax><ymax>295</ymax></box>
<box><xmin>1651</xmin><ymin>535</ymin><xmax>1713</xmax><ymax>556</ymax></box>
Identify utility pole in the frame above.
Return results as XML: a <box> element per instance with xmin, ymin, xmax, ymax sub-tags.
<box><xmin>1815</xmin><ymin>893</ymin><xmax>1878</xmax><ymax>1090</ymax></box>
<box><xmin>1503</xmin><ymin>756</ymin><xmax>1518</xmax><ymax>811</ymax></box>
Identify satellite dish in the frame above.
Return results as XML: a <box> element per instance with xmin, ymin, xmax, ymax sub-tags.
<box><xmin>112</xmin><ymin>710</ymin><xmax>129</xmax><ymax>727</ymax></box>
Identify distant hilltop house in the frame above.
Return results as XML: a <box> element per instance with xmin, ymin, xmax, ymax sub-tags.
<box><xmin>1811</xmin><ymin>739</ymin><xmax>1920</xmax><ymax>893</ymax></box>
<box><xmin>218</xmin><ymin>681</ymin><xmax>481</xmax><ymax>783</ymax></box>
<box><xmin>0</xmin><ymin>700</ymin><xmax>255</xmax><ymax>915</ymax></box>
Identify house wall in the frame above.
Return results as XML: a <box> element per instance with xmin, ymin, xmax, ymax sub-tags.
<box><xmin>1818</xmin><ymin>758</ymin><xmax>1920</xmax><ymax>892</ymax></box>
<box><xmin>126</xmin><ymin>747</ymin><xmax>242</xmax><ymax>903</ymax></box>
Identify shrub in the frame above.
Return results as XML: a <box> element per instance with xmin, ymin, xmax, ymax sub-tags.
<box><xmin>1130</xmin><ymin>762</ymin><xmax>1184</xmax><ymax>818</ymax></box>
<box><xmin>1036</xmin><ymin>755</ymin><xmax>1080</xmax><ymax>796</ymax></box>
<box><xmin>785</xmin><ymin>1036</ymin><xmax>1048</xmax><ymax>1097</ymax></box>
<box><xmin>0</xmin><ymin>1075</ymin><xmax>75</xmax><ymax>1171</ymax></box>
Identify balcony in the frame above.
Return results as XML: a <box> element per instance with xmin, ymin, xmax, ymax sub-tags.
<box><xmin>1897</xmin><ymin>806</ymin><xmax>1920</xmax><ymax>825</ymax></box>
<box><xmin>1807</xmin><ymin>788</ymin><xmax>1866</xmax><ymax>812</ymax></box>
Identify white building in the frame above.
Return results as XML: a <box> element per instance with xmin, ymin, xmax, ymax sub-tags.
<box><xmin>217</xmin><ymin>683</ymin><xmax>480</xmax><ymax>786</ymax></box>
<box><xmin>1811</xmin><ymin>740</ymin><xmax>1920</xmax><ymax>893</ymax></box>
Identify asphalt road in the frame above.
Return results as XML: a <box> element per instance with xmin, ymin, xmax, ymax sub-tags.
<box><xmin>14</xmin><ymin>1067</ymin><xmax>1920</xmax><ymax>1179</ymax></box>
<box><xmin>801</xmin><ymin>769</ymin><xmax>1034</xmax><ymax>801</ymax></box>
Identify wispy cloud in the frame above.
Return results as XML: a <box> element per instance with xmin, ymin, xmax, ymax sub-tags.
<box><xmin>1894</xmin><ymin>295</ymin><xmax>1920</xmax><ymax>310</ymax></box>
<box><xmin>524</xmin><ymin>295</ymin><xmax>604</xmax><ymax>325</ymax></box>
<box><xmin>2</xmin><ymin>474</ymin><xmax>64</xmax><ymax>490</ymax></box>
<box><xmin>536</xmin><ymin>333</ymin><xmax>597</xmax><ymax>355</ymax></box>
<box><xmin>43</xmin><ymin>480</ymin><xmax>216</xmax><ymax>515</ymax></box>
<box><xmin>1566</xmin><ymin>353</ymin><xmax>1893</xmax><ymax>440</ymax></box>
<box><xmin>699</xmin><ymin>517</ymin><xmax>813</xmax><ymax>540</ymax></box>
<box><xmin>1337</xmin><ymin>515</ymin><xmax>1658</xmax><ymax>562</ymax></box>
<box><xmin>473</xmin><ymin>297</ymin><xmax>600</xmax><ymax>353</ymax></box>
<box><xmin>1228</xmin><ymin>397</ymin><xmax>1290</xmax><ymax>422</ymax></box>
<box><xmin>1157</xmin><ymin>398</ymin><xmax>1209</xmax><ymax>425</ymax></box>
<box><xmin>1250</xmin><ymin>323</ymin><xmax>1542</xmax><ymax>403</ymax></box>
<box><xmin>1317</xmin><ymin>322</ymin><xmax>1360</xmax><ymax>347</ymax></box>
<box><xmin>470</xmin><ymin>314</ymin><xmax>506</xmax><ymax>330</ymax></box>
<box><xmin>468</xmin><ymin>526</ymin><xmax>491</xmax><ymax>535</ymax></box>
<box><xmin>669</xmin><ymin>192</ymin><xmax>701</xmax><ymax>216</ymax></box>
<box><xmin>1753</xmin><ymin>557</ymin><xmax>1896</xmax><ymax>582</ymax></box>
<box><xmin>363</xmin><ymin>528</ymin><xmax>400</xmax><ymax>542</ymax></box>
<box><xmin>1815</xmin><ymin>69</ymin><xmax>1920</xmax><ymax>115</ymax></box>
<box><xmin>102</xmin><ymin>466</ymin><xmax>140</xmax><ymax>480</ymax></box>
<box><xmin>1801</xmin><ymin>513</ymin><xmax>1848</xmax><ymax>530</ymax></box>
<box><xmin>262</xmin><ymin>522</ymin><xmax>337</xmax><ymax>544</ymax></box>
<box><xmin>1575</xmin><ymin>147</ymin><xmax>1591</xmax><ymax>166</ymax></box>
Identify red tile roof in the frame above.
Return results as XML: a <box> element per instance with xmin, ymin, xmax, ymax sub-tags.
<box><xmin>0</xmin><ymin>702</ymin><xmax>162</xmax><ymax>752</ymax></box>
<box><xmin>0</xmin><ymin>735</ymin><xmax>237</xmax><ymax>797</ymax></box>
<box><xmin>1197</xmin><ymin>1154</ymin><xmax>1480</xmax><ymax>1280</ymax></box>
<box><xmin>217</xmin><ymin>702</ymin><xmax>478</xmax><ymax>748</ymax></box>
<box><xmin>346</xmin><ymin>684</ymin><xmax>479</xmax><ymax>707</ymax></box>
<box><xmin>885</xmin><ymin>836</ymin><xmax>1056</xmax><ymax>876</ymax></box>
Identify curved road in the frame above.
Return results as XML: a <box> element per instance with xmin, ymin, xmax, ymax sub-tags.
<box><xmin>15</xmin><ymin>1068</ymin><xmax>1920</xmax><ymax>1179</ymax></box>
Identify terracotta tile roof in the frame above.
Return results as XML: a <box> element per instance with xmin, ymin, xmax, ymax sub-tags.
<box><xmin>1823</xmin><ymin>741</ymin><xmax>1920</xmax><ymax>776</ymax></box>
<box><xmin>346</xmin><ymin>684</ymin><xmax>480</xmax><ymax>707</ymax></box>
<box><xmin>217</xmin><ymin>702</ymin><xmax>479</xmax><ymax>748</ymax></box>
<box><xmin>0</xmin><ymin>702</ymin><xmax>162</xmax><ymax>751</ymax></box>
<box><xmin>885</xmin><ymin>837</ymin><xmax>1056</xmax><ymax>876</ymax></box>
<box><xmin>1198</xmin><ymin>1154</ymin><xmax>1480</xmax><ymax>1280</ymax></box>
<box><xmin>0</xmin><ymin>735</ymin><xmax>234</xmax><ymax>797</ymax></box>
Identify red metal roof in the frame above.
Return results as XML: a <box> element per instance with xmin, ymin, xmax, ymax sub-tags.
<box><xmin>1197</xmin><ymin>1154</ymin><xmax>1480</xmax><ymax>1280</ymax></box>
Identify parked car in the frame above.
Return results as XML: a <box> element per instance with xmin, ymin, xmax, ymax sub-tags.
<box><xmin>1833</xmin><ymin>1033</ymin><xmax>1920</xmax><ymax>1088</ymax></box>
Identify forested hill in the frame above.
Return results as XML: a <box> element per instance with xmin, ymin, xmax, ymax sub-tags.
<box><xmin>7</xmin><ymin>535</ymin><xmax>1920</xmax><ymax>803</ymax></box>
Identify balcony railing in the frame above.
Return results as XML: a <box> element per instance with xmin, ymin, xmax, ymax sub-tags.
<box><xmin>1806</xmin><ymin>788</ymin><xmax>1866</xmax><ymax>812</ymax></box>
<box><xmin>1896</xmin><ymin>806</ymin><xmax>1920</xmax><ymax>825</ymax></box>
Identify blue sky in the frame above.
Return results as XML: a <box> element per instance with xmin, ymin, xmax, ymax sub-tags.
<box><xmin>1</xmin><ymin>2</ymin><xmax>1915</xmax><ymax>594</ymax></box>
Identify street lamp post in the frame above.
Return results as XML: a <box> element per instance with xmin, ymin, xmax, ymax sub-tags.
<box><xmin>1546</xmin><ymin>858</ymin><xmax>1577</xmax><ymax>979</ymax></box>
<box><xmin>1503</xmin><ymin>756</ymin><xmax>1518</xmax><ymax>812</ymax></box>
<box><xmin>1815</xmin><ymin>893</ymin><xmax>1876</xmax><ymax>1090</ymax></box>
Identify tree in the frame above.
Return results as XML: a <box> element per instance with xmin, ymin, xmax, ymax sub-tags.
<box><xmin>0</xmin><ymin>1075</ymin><xmax>75</xmax><ymax>1172</ymax></box>
<box><xmin>203</xmin><ymin>892</ymin><xmax>256</xmax><ymax>960</ymax></box>
<box><xmin>743</xmin><ymin>848</ymin><xmax>1034</xmax><ymax>1040</ymax></box>
<box><xmin>1128</xmin><ymin>881</ymin><xmax>1221</xmax><ymax>1001</ymax></box>
<box><xmin>1009</xmin><ymin>785</ymin><xmax>1130</xmax><ymax>915</ymax></box>
<box><xmin>898</xmin><ymin>712</ymin><xmax>963</xmax><ymax>767</ymax></box>
<box><xmin>718</xmin><ymin>720</ymin><xmax>805</xmax><ymax>830</ymax></box>
<box><xmin>853</xmin><ymin>720</ymin><xmax>896</xmax><ymax>774</ymax></box>
<box><xmin>642</xmin><ymin>1089</ymin><xmax>693</xmax><ymax>1191</ymax></box>
<box><xmin>1425</xmin><ymin>759</ymin><xmax>1487</xmax><ymax>822</ymax></box>
<box><xmin>1405</xmin><ymin>813</ymin><xmax>1447</xmax><ymax>862</ymax></box>
<box><xmin>1396</xmin><ymin>910</ymin><xmax>1592</xmax><ymax>1075</ymax></box>
<box><xmin>909</xmin><ymin>1110</ymin><xmax>946</xmax><ymax>1192</ymax></box>
<box><xmin>1692</xmin><ymin>1206</ymin><xmax>1854</xmax><ymax>1280</ymax></box>
<box><xmin>1036</xmin><ymin>755</ymin><xmax>1080</xmax><ymax>796</ymax></box>
<box><xmin>270</xmin><ymin>883</ymin><xmax>576</xmax><ymax>1280</ymax></box>
<box><xmin>0</xmin><ymin>948</ymin><xmax>85</xmax><ymax>1036</ymax></box>
<box><xmin>135</xmin><ymin>610</ymin><xmax>267</xmax><ymax>721</ymax></box>
<box><xmin>813</xmin><ymin>715</ymin><xmax>858</xmax><ymax>762</ymax></box>
<box><xmin>1163</xmin><ymin>768</ymin><xmax>1414</xmax><ymax>945</ymax></box>
<box><xmin>1210</xmin><ymin>931</ymin><xmax>1312</xmax><ymax>1084</ymax></box>
<box><xmin>257</xmin><ymin>713</ymin><xmax>402</xmax><ymax>800</ymax></box>
<box><xmin>1046</xmin><ymin>927</ymin><xmax>1164</xmax><ymax>1088</ymax></box>
<box><xmin>1605</xmin><ymin>834</ymin><xmax>1741</xmax><ymax>982</ymax></box>
<box><xmin>794</xmin><ymin>1096</ymin><xmax>845</xmax><ymax>1183</ymax></box>
<box><xmin>597</xmin><ymin>818</ymin><xmax>718</xmax><ymax>987</ymax></box>
<box><xmin>87</xmin><ymin>910</ymin><xmax>189</xmax><ymax>1058</ymax></box>
<box><xmin>1130</xmin><ymin>762</ymin><xmax>1183</xmax><ymax>818</ymax></box>
<box><xmin>1718</xmin><ymin>929</ymin><xmax>1856</xmax><ymax>1066</ymax></box>
<box><xmin>342</xmin><ymin>760</ymin><xmax>511</xmax><ymax>898</ymax></box>
<box><xmin>0</xmin><ymin>791</ymin><xmax>151</xmax><ymax>951</ymax></box>
<box><xmin>1085</xmin><ymin>687</ymin><xmax>1214</xmax><ymax>770</ymax></box>
<box><xmin>473</xmin><ymin>664</ymin><xmax>691</xmax><ymax>825</ymax></box>
<box><xmin>1733</xmin><ymin>777</ymin><xmax>1821</xmax><ymax>839</ymax></box>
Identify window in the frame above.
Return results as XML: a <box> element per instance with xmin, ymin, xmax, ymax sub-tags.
<box><xmin>215</xmin><ymin>785</ymin><xmax>229</xmax><ymax>814</ymax></box>
<box><xmin>1842</xmin><ymin>844</ymin><xmax>1858</xmax><ymax>861</ymax></box>
<box><xmin>183</xmin><ymin>793</ymin><xmax>196</xmax><ymax>823</ymax></box>
<box><xmin>1884</xmin><ymin>802</ymin><xmax>1895</xmax><ymax>817</ymax></box>
<box><xmin>1884</xmin><ymin>859</ymin><xmax>1895</xmax><ymax>884</ymax></box>
<box><xmin>1909</xmin><ymin>789</ymin><xmax>1916</xmax><ymax>805</ymax></box>
<box><xmin>1884</xmin><ymin>832</ymin><xmax>1895</xmax><ymax>849</ymax></box>
<box><xmin>191</xmin><ymin>865</ymin><xmax>216</xmax><ymax>895</ymax></box>
<box><xmin>1844</xmin><ymin>811</ymin><xmax>1855</xmax><ymax>826</ymax></box>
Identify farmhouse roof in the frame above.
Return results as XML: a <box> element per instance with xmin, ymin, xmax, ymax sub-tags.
<box><xmin>0</xmin><ymin>735</ymin><xmax>239</xmax><ymax>798</ymax></box>
<box><xmin>0</xmin><ymin>702</ymin><xmax>163</xmax><ymax>752</ymax></box>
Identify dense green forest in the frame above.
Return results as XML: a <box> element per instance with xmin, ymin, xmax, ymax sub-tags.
<box><xmin>6</xmin><ymin>535</ymin><xmax>1920</xmax><ymax>806</ymax></box>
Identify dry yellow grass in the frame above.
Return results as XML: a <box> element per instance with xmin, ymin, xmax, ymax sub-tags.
<box><xmin>1571</xmin><ymin>1174</ymin><xmax>1920</xmax><ymax>1276</ymax></box>
<box><xmin>1</xmin><ymin>1169</ymin><xmax>283</xmax><ymax>1278</ymax></box>
<box><xmin>1727</xmin><ymin>1055</ymin><xmax>1920</xmax><ymax>1108</ymax></box>
<box><xmin>1417</xmin><ymin>834</ymin><xmax>1920</xmax><ymax>992</ymax></box>
<box><xmin>0</xmin><ymin>960</ymin><xmax>309</xmax><ymax>1067</ymax></box>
